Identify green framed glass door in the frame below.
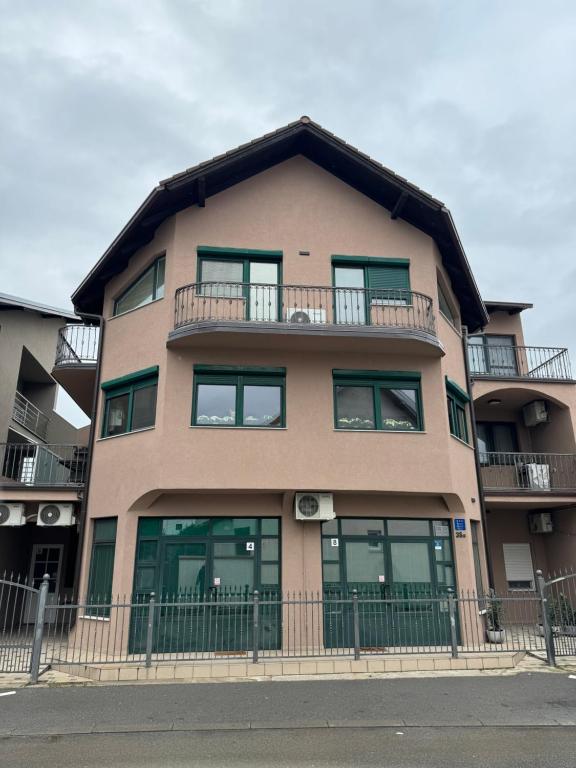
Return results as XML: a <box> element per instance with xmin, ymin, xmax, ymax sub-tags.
<box><xmin>249</xmin><ymin>261</ymin><xmax>279</xmax><ymax>321</ymax></box>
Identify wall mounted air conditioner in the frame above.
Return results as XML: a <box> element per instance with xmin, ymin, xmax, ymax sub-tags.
<box><xmin>528</xmin><ymin>512</ymin><xmax>554</xmax><ymax>534</ymax></box>
<box><xmin>521</xmin><ymin>463</ymin><xmax>551</xmax><ymax>490</ymax></box>
<box><xmin>523</xmin><ymin>400</ymin><xmax>548</xmax><ymax>427</ymax></box>
<box><xmin>295</xmin><ymin>493</ymin><xmax>335</xmax><ymax>521</ymax></box>
<box><xmin>0</xmin><ymin>503</ymin><xmax>26</xmax><ymax>526</ymax></box>
<box><xmin>37</xmin><ymin>503</ymin><xmax>75</xmax><ymax>527</ymax></box>
<box><xmin>286</xmin><ymin>308</ymin><xmax>327</xmax><ymax>324</ymax></box>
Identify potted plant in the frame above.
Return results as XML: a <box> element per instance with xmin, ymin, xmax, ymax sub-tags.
<box><xmin>551</xmin><ymin>594</ymin><xmax>576</xmax><ymax>636</ymax></box>
<box><xmin>485</xmin><ymin>598</ymin><xmax>506</xmax><ymax>643</ymax></box>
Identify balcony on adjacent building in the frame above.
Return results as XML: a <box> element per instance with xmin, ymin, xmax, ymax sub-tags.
<box><xmin>0</xmin><ymin>443</ymin><xmax>88</xmax><ymax>488</ymax></box>
<box><xmin>52</xmin><ymin>324</ymin><xmax>99</xmax><ymax>416</ymax></box>
<box><xmin>469</xmin><ymin>342</ymin><xmax>572</xmax><ymax>382</ymax></box>
<box><xmin>12</xmin><ymin>391</ymin><xmax>49</xmax><ymax>440</ymax></box>
<box><xmin>169</xmin><ymin>282</ymin><xmax>441</xmax><ymax>354</ymax></box>
<box><xmin>480</xmin><ymin>452</ymin><xmax>576</xmax><ymax>494</ymax></box>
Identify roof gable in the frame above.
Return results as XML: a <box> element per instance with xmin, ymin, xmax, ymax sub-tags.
<box><xmin>72</xmin><ymin>117</ymin><xmax>487</xmax><ymax>330</ymax></box>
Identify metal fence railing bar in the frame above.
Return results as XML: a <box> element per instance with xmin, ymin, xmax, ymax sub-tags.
<box><xmin>55</xmin><ymin>324</ymin><xmax>99</xmax><ymax>366</ymax></box>
<box><xmin>480</xmin><ymin>452</ymin><xmax>576</xmax><ymax>492</ymax></box>
<box><xmin>468</xmin><ymin>344</ymin><xmax>572</xmax><ymax>381</ymax></box>
<box><xmin>0</xmin><ymin>443</ymin><xmax>88</xmax><ymax>487</ymax></box>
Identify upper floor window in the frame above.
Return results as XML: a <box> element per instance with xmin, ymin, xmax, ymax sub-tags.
<box><xmin>468</xmin><ymin>334</ymin><xmax>518</xmax><ymax>377</ymax></box>
<box><xmin>437</xmin><ymin>279</ymin><xmax>458</xmax><ymax>326</ymax></box>
<box><xmin>332</xmin><ymin>257</ymin><xmax>410</xmax><ymax>324</ymax></box>
<box><xmin>101</xmin><ymin>367</ymin><xmax>158</xmax><ymax>437</ymax></box>
<box><xmin>445</xmin><ymin>377</ymin><xmax>470</xmax><ymax>443</ymax></box>
<box><xmin>333</xmin><ymin>370</ymin><xmax>423</xmax><ymax>431</ymax></box>
<box><xmin>192</xmin><ymin>366</ymin><xmax>285</xmax><ymax>428</ymax></box>
<box><xmin>113</xmin><ymin>256</ymin><xmax>165</xmax><ymax>316</ymax></box>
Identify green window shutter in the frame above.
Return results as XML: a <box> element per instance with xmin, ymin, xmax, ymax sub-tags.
<box><xmin>87</xmin><ymin>518</ymin><xmax>117</xmax><ymax>615</ymax></box>
<box><xmin>366</xmin><ymin>266</ymin><xmax>410</xmax><ymax>291</ymax></box>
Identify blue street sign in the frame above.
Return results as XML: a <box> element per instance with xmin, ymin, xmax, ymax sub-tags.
<box><xmin>454</xmin><ymin>518</ymin><xmax>466</xmax><ymax>531</ymax></box>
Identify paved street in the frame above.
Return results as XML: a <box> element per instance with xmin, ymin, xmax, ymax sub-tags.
<box><xmin>0</xmin><ymin>672</ymin><xmax>575</xmax><ymax>765</ymax></box>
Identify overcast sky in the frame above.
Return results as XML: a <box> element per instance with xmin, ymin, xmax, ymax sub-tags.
<box><xmin>1</xmin><ymin>1</ymin><xmax>575</xmax><ymax>426</ymax></box>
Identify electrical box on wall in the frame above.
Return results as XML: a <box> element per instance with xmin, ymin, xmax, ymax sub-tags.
<box><xmin>528</xmin><ymin>512</ymin><xmax>554</xmax><ymax>534</ymax></box>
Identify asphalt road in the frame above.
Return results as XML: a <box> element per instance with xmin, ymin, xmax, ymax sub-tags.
<box><xmin>0</xmin><ymin>673</ymin><xmax>575</xmax><ymax>766</ymax></box>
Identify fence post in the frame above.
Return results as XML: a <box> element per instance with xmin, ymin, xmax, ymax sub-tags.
<box><xmin>447</xmin><ymin>588</ymin><xmax>458</xmax><ymax>659</ymax></box>
<box><xmin>29</xmin><ymin>574</ymin><xmax>50</xmax><ymax>684</ymax></box>
<box><xmin>352</xmin><ymin>589</ymin><xmax>360</xmax><ymax>661</ymax></box>
<box><xmin>536</xmin><ymin>571</ymin><xmax>556</xmax><ymax>667</ymax></box>
<box><xmin>252</xmin><ymin>590</ymin><xmax>260</xmax><ymax>664</ymax></box>
<box><xmin>145</xmin><ymin>592</ymin><xmax>156</xmax><ymax>668</ymax></box>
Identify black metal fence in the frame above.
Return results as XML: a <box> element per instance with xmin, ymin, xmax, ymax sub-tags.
<box><xmin>174</xmin><ymin>282</ymin><xmax>436</xmax><ymax>335</ymax></box>
<box><xmin>0</xmin><ymin>443</ymin><xmax>87</xmax><ymax>487</ymax></box>
<box><xmin>480</xmin><ymin>452</ymin><xmax>576</xmax><ymax>492</ymax></box>
<box><xmin>55</xmin><ymin>324</ymin><xmax>99</xmax><ymax>366</ymax></box>
<box><xmin>2</xmin><ymin>571</ymin><xmax>574</xmax><ymax>678</ymax></box>
<box><xmin>468</xmin><ymin>344</ymin><xmax>572</xmax><ymax>380</ymax></box>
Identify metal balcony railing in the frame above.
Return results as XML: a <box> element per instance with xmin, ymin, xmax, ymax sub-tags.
<box><xmin>0</xmin><ymin>443</ymin><xmax>87</xmax><ymax>487</ymax></box>
<box><xmin>12</xmin><ymin>392</ymin><xmax>49</xmax><ymax>440</ymax></box>
<box><xmin>174</xmin><ymin>282</ymin><xmax>436</xmax><ymax>335</ymax></box>
<box><xmin>55</xmin><ymin>324</ymin><xmax>99</xmax><ymax>367</ymax></box>
<box><xmin>469</xmin><ymin>344</ymin><xmax>572</xmax><ymax>381</ymax></box>
<box><xmin>480</xmin><ymin>452</ymin><xmax>576</xmax><ymax>492</ymax></box>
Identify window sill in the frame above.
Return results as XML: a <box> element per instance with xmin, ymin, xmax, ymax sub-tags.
<box><xmin>189</xmin><ymin>426</ymin><xmax>287</xmax><ymax>431</ymax></box>
<box><xmin>97</xmin><ymin>426</ymin><xmax>155</xmax><ymax>442</ymax></box>
<box><xmin>334</xmin><ymin>429</ymin><xmax>426</xmax><ymax>434</ymax></box>
<box><xmin>79</xmin><ymin>614</ymin><xmax>111</xmax><ymax>622</ymax></box>
<box><xmin>450</xmin><ymin>434</ymin><xmax>473</xmax><ymax>449</ymax></box>
<box><xmin>108</xmin><ymin>296</ymin><xmax>164</xmax><ymax>321</ymax></box>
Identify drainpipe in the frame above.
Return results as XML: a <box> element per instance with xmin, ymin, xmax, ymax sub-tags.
<box><xmin>462</xmin><ymin>325</ymin><xmax>495</xmax><ymax>590</ymax></box>
<box><xmin>71</xmin><ymin>310</ymin><xmax>105</xmax><ymax>599</ymax></box>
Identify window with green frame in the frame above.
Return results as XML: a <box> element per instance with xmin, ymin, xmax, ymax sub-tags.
<box><xmin>197</xmin><ymin>246</ymin><xmax>281</xmax><ymax>295</ymax></box>
<box><xmin>192</xmin><ymin>366</ymin><xmax>285</xmax><ymax>428</ymax></box>
<box><xmin>332</xmin><ymin>257</ymin><xmax>411</xmax><ymax>323</ymax></box>
<box><xmin>101</xmin><ymin>367</ymin><xmax>158</xmax><ymax>437</ymax></box>
<box><xmin>333</xmin><ymin>370</ymin><xmax>423</xmax><ymax>431</ymax></box>
<box><xmin>86</xmin><ymin>518</ymin><xmax>117</xmax><ymax>614</ymax></box>
<box><xmin>113</xmin><ymin>255</ymin><xmax>165</xmax><ymax>316</ymax></box>
<box><xmin>446</xmin><ymin>377</ymin><xmax>469</xmax><ymax>442</ymax></box>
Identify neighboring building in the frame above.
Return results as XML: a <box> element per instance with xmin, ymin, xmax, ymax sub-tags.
<box><xmin>0</xmin><ymin>293</ymin><xmax>96</xmax><ymax>610</ymax></box>
<box><xmin>469</xmin><ymin>302</ymin><xmax>576</xmax><ymax>592</ymax></box>
<box><xmin>65</xmin><ymin>117</ymin><xmax>492</xmax><ymax>652</ymax></box>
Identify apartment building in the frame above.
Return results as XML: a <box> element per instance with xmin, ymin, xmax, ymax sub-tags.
<box><xmin>60</xmin><ymin>117</ymin><xmax>494</xmax><ymax>653</ymax></box>
<box><xmin>0</xmin><ymin>293</ymin><xmax>95</xmax><ymax>613</ymax></box>
<box><xmin>470</xmin><ymin>303</ymin><xmax>576</xmax><ymax>593</ymax></box>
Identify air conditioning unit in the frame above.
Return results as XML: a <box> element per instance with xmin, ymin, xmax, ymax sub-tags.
<box><xmin>37</xmin><ymin>503</ymin><xmax>75</xmax><ymax>527</ymax></box>
<box><xmin>523</xmin><ymin>400</ymin><xmax>548</xmax><ymax>427</ymax></box>
<box><xmin>295</xmin><ymin>492</ymin><xmax>335</xmax><ymax>521</ymax></box>
<box><xmin>0</xmin><ymin>503</ymin><xmax>26</xmax><ymax>526</ymax></box>
<box><xmin>528</xmin><ymin>512</ymin><xmax>554</xmax><ymax>534</ymax></box>
<box><xmin>521</xmin><ymin>463</ymin><xmax>551</xmax><ymax>490</ymax></box>
<box><xmin>286</xmin><ymin>307</ymin><xmax>327</xmax><ymax>324</ymax></box>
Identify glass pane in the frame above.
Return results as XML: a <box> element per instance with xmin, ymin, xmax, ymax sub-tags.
<box><xmin>213</xmin><ymin>542</ymin><xmax>253</xmax><ymax>557</ymax></box>
<box><xmin>323</xmin><ymin>563</ymin><xmax>341</xmax><ymax>583</ymax></box>
<box><xmin>138</xmin><ymin>540</ymin><xmax>157</xmax><ymax>561</ymax></box>
<box><xmin>434</xmin><ymin>540</ymin><xmax>452</xmax><ymax>561</ymax></box>
<box><xmin>195</xmin><ymin>384</ymin><xmax>236</xmax><ymax>426</ymax></box>
<box><xmin>132</xmin><ymin>384</ymin><xmax>157</xmax><ymax>430</ymax></box>
<box><xmin>212</xmin><ymin>518</ymin><xmax>258</xmax><ymax>537</ymax></box>
<box><xmin>476</xmin><ymin>423</ymin><xmax>490</xmax><ymax>455</ymax></box>
<box><xmin>261</xmin><ymin>564</ymin><xmax>279</xmax><ymax>585</ymax></box>
<box><xmin>322</xmin><ymin>538</ymin><xmax>340</xmax><ymax>562</ymax></box>
<box><xmin>115</xmin><ymin>267</ymin><xmax>155</xmax><ymax>315</ymax></box>
<box><xmin>334</xmin><ymin>267</ymin><xmax>366</xmax><ymax>324</ymax></box>
<box><xmin>163</xmin><ymin>543</ymin><xmax>206</xmax><ymax>596</ymax></box>
<box><xmin>486</xmin><ymin>336</ymin><xmax>517</xmax><ymax>375</ymax></box>
<box><xmin>249</xmin><ymin>262</ymin><xmax>278</xmax><ymax>321</ymax></box>
<box><xmin>387</xmin><ymin>519</ymin><xmax>430</xmax><ymax>537</ymax></box>
<box><xmin>390</xmin><ymin>542</ymin><xmax>432</xmax><ymax>583</ymax></box>
<box><xmin>437</xmin><ymin>564</ymin><xmax>455</xmax><ymax>586</ymax></box>
<box><xmin>139</xmin><ymin>518</ymin><xmax>161</xmax><ymax>537</ymax></box>
<box><xmin>243</xmin><ymin>385</ymin><xmax>282</xmax><ymax>427</ymax></box>
<box><xmin>438</xmin><ymin>281</ymin><xmax>456</xmax><ymax>324</ymax></box>
<box><xmin>467</xmin><ymin>336</ymin><xmax>488</xmax><ymax>374</ymax></box>
<box><xmin>340</xmin><ymin>519</ymin><xmax>384</xmax><ymax>536</ymax></box>
<box><xmin>379</xmin><ymin>388</ymin><xmax>419</xmax><ymax>431</ymax></box>
<box><xmin>493</xmin><ymin>424</ymin><xmax>517</xmax><ymax>453</ymax></box>
<box><xmin>261</xmin><ymin>539</ymin><xmax>279</xmax><ymax>561</ymax></box>
<box><xmin>321</xmin><ymin>519</ymin><xmax>338</xmax><ymax>535</ymax></box>
<box><xmin>135</xmin><ymin>566</ymin><xmax>155</xmax><ymax>591</ymax></box>
<box><xmin>162</xmin><ymin>518</ymin><xmax>210</xmax><ymax>537</ymax></box>
<box><xmin>213</xmin><ymin>558</ymin><xmax>254</xmax><ymax>590</ymax></box>
<box><xmin>345</xmin><ymin>541</ymin><xmax>385</xmax><ymax>583</ymax></box>
<box><xmin>456</xmin><ymin>405</ymin><xmax>468</xmax><ymax>441</ymax></box>
<box><xmin>200</xmin><ymin>260</ymin><xmax>243</xmax><ymax>298</ymax></box>
<box><xmin>94</xmin><ymin>518</ymin><xmax>117</xmax><ymax>543</ymax></box>
<box><xmin>155</xmin><ymin>257</ymin><xmax>165</xmax><ymax>299</ymax></box>
<box><xmin>261</xmin><ymin>518</ymin><xmax>279</xmax><ymax>536</ymax></box>
<box><xmin>88</xmin><ymin>543</ymin><xmax>115</xmax><ymax>600</ymax></box>
<box><xmin>336</xmin><ymin>386</ymin><xmax>375</xmax><ymax>430</ymax></box>
<box><xmin>105</xmin><ymin>394</ymin><xmax>130</xmax><ymax>436</ymax></box>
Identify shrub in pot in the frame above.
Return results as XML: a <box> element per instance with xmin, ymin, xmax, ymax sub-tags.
<box><xmin>551</xmin><ymin>594</ymin><xmax>576</xmax><ymax>636</ymax></box>
<box><xmin>485</xmin><ymin>598</ymin><xmax>506</xmax><ymax>643</ymax></box>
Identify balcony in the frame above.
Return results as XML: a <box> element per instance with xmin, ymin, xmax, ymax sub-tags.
<box><xmin>52</xmin><ymin>325</ymin><xmax>99</xmax><ymax>416</ymax></box>
<box><xmin>480</xmin><ymin>452</ymin><xmax>576</xmax><ymax>494</ymax></box>
<box><xmin>12</xmin><ymin>392</ymin><xmax>49</xmax><ymax>440</ymax></box>
<box><xmin>0</xmin><ymin>443</ymin><xmax>88</xmax><ymax>488</ymax></box>
<box><xmin>469</xmin><ymin>344</ymin><xmax>572</xmax><ymax>381</ymax></box>
<box><xmin>169</xmin><ymin>282</ymin><xmax>440</xmax><ymax>354</ymax></box>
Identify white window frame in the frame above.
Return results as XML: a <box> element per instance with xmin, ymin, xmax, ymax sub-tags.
<box><xmin>502</xmin><ymin>543</ymin><xmax>535</xmax><ymax>591</ymax></box>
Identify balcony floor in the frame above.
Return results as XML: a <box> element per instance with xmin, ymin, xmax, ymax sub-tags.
<box><xmin>52</xmin><ymin>364</ymin><xmax>96</xmax><ymax>416</ymax></box>
<box><xmin>167</xmin><ymin>320</ymin><xmax>444</xmax><ymax>356</ymax></box>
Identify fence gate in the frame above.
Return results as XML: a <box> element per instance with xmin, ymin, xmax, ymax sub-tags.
<box><xmin>542</xmin><ymin>570</ymin><xmax>576</xmax><ymax>660</ymax></box>
<box><xmin>0</xmin><ymin>577</ymin><xmax>40</xmax><ymax>673</ymax></box>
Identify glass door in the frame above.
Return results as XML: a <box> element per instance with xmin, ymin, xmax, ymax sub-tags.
<box><xmin>486</xmin><ymin>335</ymin><xmax>518</xmax><ymax>376</ymax></box>
<box><xmin>334</xmin><ymin>267</ymin><xmax>366</xmax><ymax>325</ymax></box>
<box><xmin>249</xmin><ymin>262</ymin><xmax>279</xmax><ymax>321</ymax></box>
<box><xmin>25</xmin><ymin>545</ymin><xmax>63</xmax><ymax>624</ymax></box>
